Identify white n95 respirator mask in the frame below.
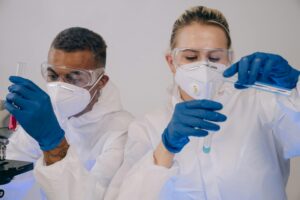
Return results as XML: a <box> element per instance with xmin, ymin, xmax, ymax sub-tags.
<box><xmin>174</xmin><ymin>61</ymin><xmax>226</xmax><ymax>99</ymax></box>
<box><xmin>46</xmin><ymin>74</ymin><xmax>103</xmax><ymax>119</ymax></box>
<box><xmin>47</xmin><ymin>82</ymin><xmax>91</xmax><ymax>119</ymax></box>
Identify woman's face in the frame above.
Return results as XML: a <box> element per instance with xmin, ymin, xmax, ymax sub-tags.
<box><xmin>166</xmin><ymin>22</ymin><xmax>229</xmax><ymax>100</ymax></box>
<box><xmin>166</xmin><ymin>22</ymin><xmax>228</xmax><ymax>74</ymax></box>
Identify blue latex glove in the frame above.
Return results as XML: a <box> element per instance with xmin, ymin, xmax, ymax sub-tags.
<box><xmin>162</xmin><ymin>99</ymin><xmax>227</xmax><ymax>153</ymax></box>
<box><xmin>223</xmin><ymin>52</ymin><xmax>300</xmax><ymax>89</ymax></box>
<box><xmin>4</xmin><ymin>76</ymin><xmax>65</xmax><ymax>151</ymax></box>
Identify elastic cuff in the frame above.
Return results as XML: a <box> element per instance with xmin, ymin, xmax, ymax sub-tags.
<box><xmin>39</xmin><ymin>129</ymin><xmax>65</xmax><ymax>151</ymax></box>
<box><xmin>161</xmin><ymin>130</ymin><xmax>182</xmax><ymax>154</ymax></box>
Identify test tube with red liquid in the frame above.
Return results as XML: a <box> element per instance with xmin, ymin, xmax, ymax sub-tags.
<box><xmin>8</xmin><ymin>62</ymin><xmax>25</xmax><ymax>131</ymax></box>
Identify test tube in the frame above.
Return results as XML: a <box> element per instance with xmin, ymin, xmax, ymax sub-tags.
<box><xmin>16</xmin><ymin>62</ymin><xmax>25</xmax><ymax>76</ymax></box>
<box><xmin>202</xmin><ymin>88</ymin><xmax>214</xmax><ymax>154</ymax></box>
<box><xmin>203</xmin><ymin>133</ymin><xmax>212</xmax><ymax>153</ymax></box>
<box><xmin>8</xmin><ymin>62</ymin><xmax>25</xmax><ymax>131</ymax></box>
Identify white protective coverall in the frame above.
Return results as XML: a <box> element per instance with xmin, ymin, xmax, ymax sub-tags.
<box><xmin>115</xmin><ymin>81</ymin><xmax>300</xmax><ymax>200</ymax></box>
<box><xmin>3</xmin><ymin>81</ymin><xmax>133</xmax><ymax>200</ymax></box>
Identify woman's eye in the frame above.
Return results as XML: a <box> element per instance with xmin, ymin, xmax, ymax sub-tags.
<box><xmin>208</xmin><ymin>57</ymin><xmax>221</xmax><ymax>62</ymax></box>
<box><xmin>185</xmin><ymin>56</ymin><xmax>198</xmax><ymax>61</ymax></box>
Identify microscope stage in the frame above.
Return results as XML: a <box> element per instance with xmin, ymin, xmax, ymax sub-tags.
<box><xmin>0</xmin><ymin>160</ymin><xmax>33</xmax><ymax>185</ymax></box>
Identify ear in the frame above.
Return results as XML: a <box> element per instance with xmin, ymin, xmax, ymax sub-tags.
<box><xmin>98</xmin><ymin>75</ymin><xmax>109</xmax><ymax>89</ymax></box>
<box><xmin>165</xmin><ymin>53</ymin><xmax>176</xmax><ymax>74</ymax></box>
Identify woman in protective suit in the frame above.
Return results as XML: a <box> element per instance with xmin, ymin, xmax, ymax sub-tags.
<box><xmin>115</xmin><ymin>5</ymin><xmax>300</xmax><ymax>200</ymax></box>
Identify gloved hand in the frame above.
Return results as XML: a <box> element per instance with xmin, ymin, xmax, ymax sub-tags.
<box><xmin>223</xmin><ymin>52</ymin><xmax>300</xmax><ymax>89</ymax></box>
<box><xmin>4</xmin><ymin>76</ymin><xmax>65</xmax><ymax>151</ymax></box>
<box><xmin>162</xmin><ymin>99</ymin><xmax>227</xmax><ymax>153</ymax></box>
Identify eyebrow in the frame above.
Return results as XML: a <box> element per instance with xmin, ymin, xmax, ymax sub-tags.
<box><xmin>47</xmin><ymin>67</ymin><xmax>57</xmax><ymax>74</ymax></box>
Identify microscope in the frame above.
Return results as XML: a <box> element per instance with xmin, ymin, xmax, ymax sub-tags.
<box><xmin>0</xmin><ymin>100</ymin><xmax>33</xmax><ymax>189</ymax></box>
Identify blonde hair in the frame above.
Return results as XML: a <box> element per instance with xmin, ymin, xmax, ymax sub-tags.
<box><xmin>170</xmin><ymin>6</ymin><xmax>231</xmax><ymax>49</ymax></box>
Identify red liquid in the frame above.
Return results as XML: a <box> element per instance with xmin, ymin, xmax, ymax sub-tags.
<box><xmin>8</xmin><ymin>115</ymin><xmax>17</xmax><ymax>131</ymax></box>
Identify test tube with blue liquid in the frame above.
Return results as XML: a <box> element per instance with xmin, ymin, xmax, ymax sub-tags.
<box><xmin>203</xmin><ymin>132</ymin><xmax>213</xmax><ymax>153</ymax></box>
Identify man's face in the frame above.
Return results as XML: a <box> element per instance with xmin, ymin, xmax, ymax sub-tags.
<box><xmin>46</xmin><ymin>48</ymin><xmax>108</xmax><ymax>117</ymax></box>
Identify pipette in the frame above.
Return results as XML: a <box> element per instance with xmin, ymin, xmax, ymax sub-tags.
<box><xmin>223</xmin><ymin>75</ymin><xmax>292</xmax><ymax>96</ymax></box>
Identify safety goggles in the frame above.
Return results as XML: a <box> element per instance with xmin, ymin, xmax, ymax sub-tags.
<box><xmin>41</xmin><ymin>62</ymin><xmax>104</xmax><ymax>88</ymax></box>
<box><xmin>172</xmin><ymin>48</ymin><xmax>233</xmax><ymax>68</ymax></box>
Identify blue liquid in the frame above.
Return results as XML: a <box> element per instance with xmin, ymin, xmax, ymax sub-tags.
<box><xmin>203</xmin><ymin>146</ymin><xmax>211</xmax><ymax>154</ymax></box>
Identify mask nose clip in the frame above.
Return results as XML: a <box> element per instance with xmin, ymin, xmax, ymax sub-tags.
<box><xmin>59</xmin><ymin>84</ymin><xmax>76</xmax><ymax>92</ymax></box>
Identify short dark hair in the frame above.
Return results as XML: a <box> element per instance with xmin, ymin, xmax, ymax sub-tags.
<box><xmin>51</xmin><ymin>27</ymin><xmax>107</xmax><ymax>67</ymax></box>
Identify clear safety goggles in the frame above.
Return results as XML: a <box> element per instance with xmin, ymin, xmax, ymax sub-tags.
<box><xmin>41</xmin><ymin>62</ymin><xmax>104</xmax><ymax>88</ymax></box>
<box><xmin>172</xmin><ymin>48</ymin><xmax>233</xmax><ymax>68</ymax></box>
